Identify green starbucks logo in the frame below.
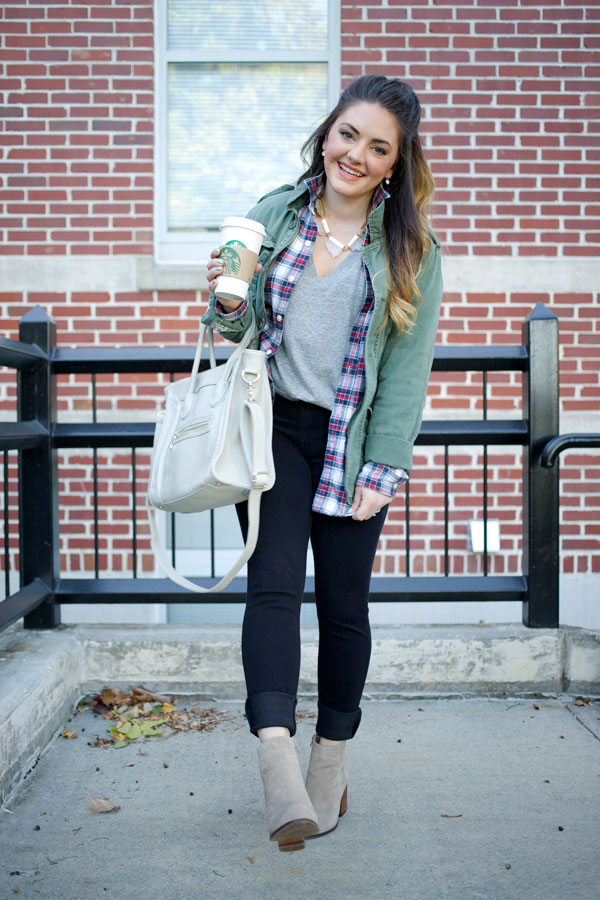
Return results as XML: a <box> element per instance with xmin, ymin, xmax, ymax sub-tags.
<box><xmin>224</xmin><ymin>239</ymin><xmax>247</xmax><ymax>249</ymax></box>
<box><xmin>220</xmin><ymin>245</ymin><xmax>242</xmax><ymax>276</ymax></box>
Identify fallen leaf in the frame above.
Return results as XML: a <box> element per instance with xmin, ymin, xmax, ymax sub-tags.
<box><xmin>126</xmin><ymin>722</ymin><xmax>142</xmax><ymax>740</ymax></box>
<box><xmin>247</xmin><ymin>856</ymin><xmax>256</xmax><ymax>864</ymax></box>
<box><xmin>441</xmin><ymin>813</ymin><xmax>463</xmax><ymax>818</ymax></box>
<box><xmin>131</xmin><ymin>685</ymin><xmax>173</xmax><ymax>704</ymax></box>
<box><xmin>87</xmin><ymin>685</ymin><xmax>230</xmax><ymax>748</ymax></box>
<box><xmin>574</xmin><ymin>696</ymin><xmax>594</xmax><ymax>707</ymax></box>
<box><xmin>88</xmin><ymin>795</ymin><xmax>120</xmax><ymax>813</ymax></box>
<box><xmin>533</xmin><ymin>703</ymin><xmax>540</xmax><ymax>710</ymax></box>
<box><xmin>100</xmin><ymin>688</ymin><xmax>128</xmax><ymax>708</ymax></box>
<box><xmin>61</xmin><ymin>730</ymin><xmax>76</xmax><ymax>740</ymax></box>
<box><xmin>140</xmin><ymin>721</ymin><xmax>166</xmax><ymax>737</ymax></box>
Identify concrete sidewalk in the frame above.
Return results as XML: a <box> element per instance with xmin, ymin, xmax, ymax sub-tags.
<box><xmin>1</xmin><ymin>693</ymin><xmax>599</xmax><ymax>900</ymax></box>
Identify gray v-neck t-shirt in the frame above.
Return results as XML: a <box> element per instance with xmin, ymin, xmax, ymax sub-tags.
<box><xmin>270</xmin><ymin>251</ymin><xmax>367</xmax><ymax>411</ymax></box>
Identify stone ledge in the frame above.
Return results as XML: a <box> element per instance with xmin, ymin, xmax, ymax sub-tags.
<box><xmin>1</xmin><ymin>622</ymin><xmax>599</xmax><ymax>805</ymax></box>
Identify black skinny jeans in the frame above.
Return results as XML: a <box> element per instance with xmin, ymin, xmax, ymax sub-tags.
<box><xmin>236</xmin><ymin>393</ymin><xmax>388</xmax><ymax>741</ymax></box>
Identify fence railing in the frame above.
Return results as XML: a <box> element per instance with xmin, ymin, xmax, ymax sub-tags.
<box><xmin>1</xmin><ymin>302</ymin><xmax>595</xmax><ymax>632</ymax></box>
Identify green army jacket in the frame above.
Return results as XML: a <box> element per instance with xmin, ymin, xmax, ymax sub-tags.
<box><xmin>201</xmin><ymin>181</ymin><xmax>444</xmax><ymax>498</ymax></box>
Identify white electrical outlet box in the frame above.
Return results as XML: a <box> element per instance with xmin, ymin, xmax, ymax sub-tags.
<box><xmin>468</xmin><ymin>519</ymin><xmax>501</xmax><ymax>553</ymax></box>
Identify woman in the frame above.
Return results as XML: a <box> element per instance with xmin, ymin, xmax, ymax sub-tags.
<box><xmin>202</xmin><ymin>75</ymin><xmax>443</xmax><ymax>851</ymax></box>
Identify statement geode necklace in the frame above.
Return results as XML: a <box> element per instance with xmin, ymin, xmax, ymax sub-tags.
<box><xmin>315</xmin><ymin>195</ymin><xmax>369</xmax><ymax>258</ymax></box>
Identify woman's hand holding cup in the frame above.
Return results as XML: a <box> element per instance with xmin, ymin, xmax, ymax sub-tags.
<box><xmin>207</xmin><ymin>247</ymin><xmax>232</xmax><ymax>309</ymax></box>
<box><xmin>207</xmin><ymin>216</ymin><xmax>266</xmax><ymax>313</ymax></box>
<box><xmin>207</xmin><ymin>247</ymin><xmax>263</xmax><ymax>313</ymax></box>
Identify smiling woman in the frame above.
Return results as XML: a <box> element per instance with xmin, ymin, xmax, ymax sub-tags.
<box><xmin>321</xmin><ymin>103</ymin><xmax>399</xmax><ymax>202</ymax></box>
<box><xmin>312</xmin><ymin>102</ymin><xmax>400</xmax><ymax>268</ymax></box>
<box><xmin>200</xmin><ymin>74</ymin><xmax>444</xmax><ymax>852</ymax></box>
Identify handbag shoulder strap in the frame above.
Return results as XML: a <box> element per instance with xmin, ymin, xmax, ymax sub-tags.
<box><xmin>146</xmin><ymin>488</ymin><xmax>261</xmax><ymax>594</ymax></box>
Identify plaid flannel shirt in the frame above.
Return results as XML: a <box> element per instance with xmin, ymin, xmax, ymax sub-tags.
<box><xmin>218</xmin><ymin>176</ymin><xmax>408</xmax><ymax>517</ymax></box>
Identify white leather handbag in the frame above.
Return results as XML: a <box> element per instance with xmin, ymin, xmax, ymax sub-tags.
<box><xmin>147</xmin><ymin>315</ymin><xmax>275</xmax><ymax>592</ymax></box>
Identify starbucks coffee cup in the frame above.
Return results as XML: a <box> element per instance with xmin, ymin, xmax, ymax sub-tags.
<box><xmin>214</xmin><ymin>216</ymin><xmax>266</xmax><ymax>303</ymax></box>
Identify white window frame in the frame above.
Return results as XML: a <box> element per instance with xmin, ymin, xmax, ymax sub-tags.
<box><xmin>154</xmin><ymin>0</ymin><xmax>341</xmax><ymax>265</ymax></box>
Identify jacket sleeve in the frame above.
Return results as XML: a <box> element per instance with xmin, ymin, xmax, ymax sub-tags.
<box><xmin>201</xmin><ymin>292</ymin><xmax>254</xmax><ymax>343</ymax></box>
<box><xmin>363</xmin><ymin>239</ymin><xmax>444</xmax><ymax>473</ymax></box>
<box><xmin>201</xmin><ymin>285</ymin><xmax>256</xmax><ymax>344</ymax></box>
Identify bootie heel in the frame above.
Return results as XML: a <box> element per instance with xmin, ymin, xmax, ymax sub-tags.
<box><xmin>305</xmin><ymin>734</ymin><xmax>350</xmax><ymax>838</ymax></box>
<box><xmin>257</xmin><ymin>735</ymin><xmax>320</xmax><ymax>852</ymax></box>
<box><xmin>339</xmin><ymin>784</ymin><xmax>348</xmax><ymax>817</ymax></box>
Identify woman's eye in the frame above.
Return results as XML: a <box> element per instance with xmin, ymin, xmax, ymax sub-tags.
<box><xmin>372</xmin><ymin>146</ymin><xmax>387</xmax><ymax>156</ymax></box>
<box><xmin>340</xmin><ymin>130</ymin><xmax>353</xmax><ymax>139</ymax></box>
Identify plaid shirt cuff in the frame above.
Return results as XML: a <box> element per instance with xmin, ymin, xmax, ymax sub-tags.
<box><xmin>214</xmin><ymin>296</ymin><xmax>248</xmax><ymax>320</ymax></box>
<box><xmin>355</xmin><ymin>462</ymin><xmax>409</xmax><ymax>498</ymax></box>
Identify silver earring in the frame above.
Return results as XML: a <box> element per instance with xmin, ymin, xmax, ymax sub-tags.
<box><xmin>385</xmin><ymin>178</ymin><xmax>390</xmax><ymax>185</ymax></box>
<box><xmin>322</xmin><ymin>150</ymin><xmax>325</xmax><ymax>156</ymax></box>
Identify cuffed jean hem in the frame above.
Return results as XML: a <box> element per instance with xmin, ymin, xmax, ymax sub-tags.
<box><xmin>245</xmin><ymin>691</ymin><xmax>298</xmax><ymax>738</ymax></box>
<box><xmin>316</xmin><ymin>702</ymin><xmax>362</xmax><ymax>741</ymax></box>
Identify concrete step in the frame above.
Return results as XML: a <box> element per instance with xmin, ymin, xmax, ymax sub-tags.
<box><xmin>1</xmin><ymin>622</ymin><xmax>599</xmax><ymax>806</ymax></box>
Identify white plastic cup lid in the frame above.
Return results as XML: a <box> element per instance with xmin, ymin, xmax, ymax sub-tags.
<box><xmin>220</xmin><ymin>216</ymin><xmax>266</xmax><ymax>238</ymax></box>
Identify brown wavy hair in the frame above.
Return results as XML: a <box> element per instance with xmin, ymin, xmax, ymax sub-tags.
<box><xmin>298</xmin><ymin>75</ymin><xmax>436</xmax><ymax>334</ymax></box>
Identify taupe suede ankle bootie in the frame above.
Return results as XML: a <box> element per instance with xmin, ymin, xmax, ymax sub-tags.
<box><xmin>257</xmin><ymin>735</ymin><xmax>320</xmax><ymax>851</ymax></box>
<box><xmin>305</xmin><ymin>734</ymin><xmax>349</xmax><ymax>838</ymax></box>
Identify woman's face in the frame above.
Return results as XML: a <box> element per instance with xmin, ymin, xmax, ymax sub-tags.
<box><xmin>322</xmin><ymin>101</ymin><xmax>400</xmax><ymax>203</ymax></box>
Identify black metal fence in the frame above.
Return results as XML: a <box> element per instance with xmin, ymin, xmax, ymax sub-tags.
<box><xmin>1</xmin><ymin>303</ymin><xmax>598</xmax><ymax>633</ymax></box>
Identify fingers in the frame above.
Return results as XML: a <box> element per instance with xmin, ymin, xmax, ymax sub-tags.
<box><xmin>351</xmin><ymin>487</ymin><xmax>389</xmax><ymax>521</ymax></box>
<box><xmin>206</xmin><ymin>249</ymin><xmax>262</xmax><ymax>293</ymax></box>
<box><xmin>352</xmin><ymin>494</ymin><xmax>378</xmax><ymax>521</ymax></box>
<box><xmin>207</xmin><ymin>247</ymin><xmax>224</xmax><ymax>292</ymax></box>
<box><xmin>352</xmin><ymin>505</ymin><xmax>377</xmax><ymax>521</ymax></box>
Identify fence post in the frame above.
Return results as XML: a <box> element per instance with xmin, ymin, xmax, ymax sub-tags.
<box><xmin>522</xmin><ymin>302</ymin><xmax>560</xmax><ymax>627</ymax></box>
<box><xmin>18</xmin><ymin>306</ymin><xmax>60</xmax><ymax>629</ymax></box>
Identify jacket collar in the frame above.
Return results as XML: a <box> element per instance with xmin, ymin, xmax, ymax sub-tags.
<box><xmin>287</xmin><ymin>175</ymin><xmax>390</xmax><ymax>244</ymax></box>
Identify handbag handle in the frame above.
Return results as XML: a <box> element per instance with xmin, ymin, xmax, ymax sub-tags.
<box><xmin>188</xmin><ymin>309</ymin><xmax>257</xmax><ymax>397</ymax></box>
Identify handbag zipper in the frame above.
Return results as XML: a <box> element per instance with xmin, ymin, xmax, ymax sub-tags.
<box><xmin>169</xmin><ymin>421</ymin><xmax>209</xmax><ymax>449</ymax></box>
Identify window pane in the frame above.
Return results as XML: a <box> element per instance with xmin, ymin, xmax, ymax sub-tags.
<box><xmin>168</xmin><ymin>0</ymin><xmax>328</xmax><ymax>52</ymax></box>
<box><xmin>168</xmin><ymin>63</ymin><xmax>328</xmax><ymax>232</ymax></box>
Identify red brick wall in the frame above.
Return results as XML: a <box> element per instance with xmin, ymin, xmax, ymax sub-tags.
<box><xmin>1</xmin><ymin>0</ymin><xmax>153</xmax><ymax>257</ymax></box>
<box><xmin>2</xmin><ymin>0</ymin><xmax>598</xmax><ymax>256</ymax></box>
<box><xmin>0</xmin><ymin>0</ymin><xmax>598</xmax><ymax>582</ymax></box>
<box><xmin>342</xmin><ymin>0</ymin><xmax>600</xmax><ymax>257</ymax></box>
